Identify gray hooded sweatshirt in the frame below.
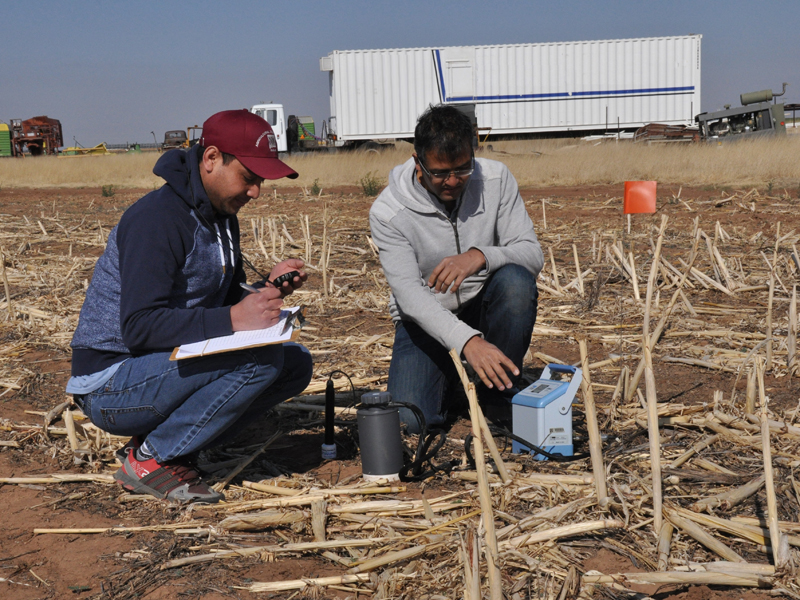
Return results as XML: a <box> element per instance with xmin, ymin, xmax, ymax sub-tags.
<box><xmin>369</xmin><ymin>157</ymin><xmax>543</xmax><ymax>356</ymax></box>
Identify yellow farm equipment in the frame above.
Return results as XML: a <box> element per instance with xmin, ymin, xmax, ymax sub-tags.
<box><xmin>59</xmin><ymin>143</ymin><xmax>110</xmax><ymax>157</ymax></box>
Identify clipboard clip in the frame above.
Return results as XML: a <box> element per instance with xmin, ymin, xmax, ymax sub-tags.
<box><xmin>281</xmin><ymin>306</ymin><xmax>307</xmax><ymax>335</ymax></box>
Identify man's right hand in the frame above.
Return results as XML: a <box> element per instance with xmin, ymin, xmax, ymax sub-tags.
<box><xmin>428</xmin><ymin>248</ymin><xmax>486</xmax><ymax>294</ymax></box>
<box><xmin>268</xmin><ymin>258</ymin><xmax>308</xmax><ymax>297</ymax></box>
<box><xmin>230</xmin><ymin>285</ymin><xmax>284</xmax><ymax>331</ymax></box>
<box><xmin>462</xmin><ymin>336</ymin><xmax>519</xmax><ymax>391</ymax></box>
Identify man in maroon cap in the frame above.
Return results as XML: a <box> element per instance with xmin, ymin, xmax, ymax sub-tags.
<box><xmin>67</xmin><ymin>110</ymin><xmax>313</xmax><ymax>503</ymax></box>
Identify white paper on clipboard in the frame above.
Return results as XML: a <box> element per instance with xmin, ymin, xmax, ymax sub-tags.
<box><xmin>171</xmin><ymin>306</ymin><xmax>302</xmax><ymax>360</ymax></box>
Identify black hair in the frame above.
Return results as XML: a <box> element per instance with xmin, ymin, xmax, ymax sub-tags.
<box><xmin>413</xmin><ymin>104</ymin><xmax>474</xmax><ymax>164</ymax></box>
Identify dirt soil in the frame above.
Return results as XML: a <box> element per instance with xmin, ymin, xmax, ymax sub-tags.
<box><xmin>1</xmin><ymin>183</ymin><xmax>799</xmax><ymax>599</ymax></box>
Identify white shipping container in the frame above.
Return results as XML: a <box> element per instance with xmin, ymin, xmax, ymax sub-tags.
<box><xmin>321</xmin><ymin>35</ymin><xmax>701</xmax><ymax>140</ymax></box>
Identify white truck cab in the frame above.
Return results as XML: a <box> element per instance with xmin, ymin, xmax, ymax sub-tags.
<box><xmin>250</xmin><ymin>104</ymin><xmax>287</xmax><ymax>153</ymax></box>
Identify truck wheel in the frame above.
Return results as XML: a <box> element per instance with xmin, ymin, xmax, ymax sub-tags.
<box><xmin>360</xmin><ymin>141</ymin><xmax>381</xmax><ymax>154</ymax></box>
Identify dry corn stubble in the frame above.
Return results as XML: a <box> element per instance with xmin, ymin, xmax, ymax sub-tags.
<box><xmin>5</xmin><ymin>178</ymin><xmax>800</xmax><ymax>597</ymax></box>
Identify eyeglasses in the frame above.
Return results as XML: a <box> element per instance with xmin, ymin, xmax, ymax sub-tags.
<box><xmin>418</xmin><ymin>156</ymin><xmax>474</xmax><ymax>182</ymax></box>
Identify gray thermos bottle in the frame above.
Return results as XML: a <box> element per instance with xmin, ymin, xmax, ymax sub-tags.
<box><xmin>357</xmin><ymin>391</ymin><xmax>404</xmax><ymax>481</ymax></box>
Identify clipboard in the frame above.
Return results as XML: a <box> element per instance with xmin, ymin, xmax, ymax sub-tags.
<box><xmin>170</xmin><ymin>306</ymin><xmax>306</xmax><ymax>361</ymax></box>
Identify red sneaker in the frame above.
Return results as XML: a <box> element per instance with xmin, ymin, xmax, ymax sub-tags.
<box><xmin>115</xmin><ymin>436</ymin><xmax>143</xmax><ymax>463</ymax></box>
<box><xmin>114</xmin><ymin>450</ymin><xmax>223</xmax><ymax>504</ymax></box>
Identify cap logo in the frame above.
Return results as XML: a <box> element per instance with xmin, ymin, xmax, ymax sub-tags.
<box><xmin>255</xmin><ymin>130</ymin><xmax>269</xmax><ymax>148</ymax></box>
<box><xmin>199</xmin><ymin>110</ymin><xmax>297</xmax><ymax>179</ymax></box>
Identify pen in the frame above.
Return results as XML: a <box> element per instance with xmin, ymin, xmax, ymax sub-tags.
<box><xmin>240</xmin><ymin>282</ymin><xmax>260</xmax><ymax>294</ymax></box>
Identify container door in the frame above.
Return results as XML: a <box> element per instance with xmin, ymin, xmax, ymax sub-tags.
<box><xmin>439</xmin><ymin>47</ymin><xmax>475</xmax><ymax>102</ymax></box>
<box><xmin>270</xmin><ymin>108</ymin><xmax>287</xmax><ymax>153</ymax></box>
<box><xmin>276</xmin><ymin>115</ymin><xmax>287</xmax><ymax>152</ymax></box>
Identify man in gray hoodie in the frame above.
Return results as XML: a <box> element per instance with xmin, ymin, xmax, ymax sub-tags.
<box><xmin>369</xmin><ymin>105</ymin><xmax>543</xmax><ymax>433</ymax></box>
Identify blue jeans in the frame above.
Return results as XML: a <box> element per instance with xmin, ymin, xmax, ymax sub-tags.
<box><xmin>77</xmin><ymin>343</ymin><xmax>312</xmax><ymax>462</ymax></box>
<box><xmin>388</xmin><ymin>264</ymin><xmax>538</xmax><ymax>433</ymax></box>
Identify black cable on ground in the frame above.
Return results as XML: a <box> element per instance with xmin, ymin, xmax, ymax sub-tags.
<box><xmin>322</xmin><ymin>371</ymin><xmax>453</xmax><ymax>481</ymax></box>
<box><xmin>322</xmin><ymin>368</ymin><xmax>594</xmax><ymax>477</ymax></box>
<box><xmin>462</xmin><ymin>424</ymin><xmax>590</xmax><ymax>468</ymax></box>
<box><xmin>327</xmin><ymin>370</ymin><xmax>357</xmax><ymax>408</ymax></box>
<box><xmin>390</xmin><ymin>401</ymin><xmax>455</xmax><ymax>481</ymax></box>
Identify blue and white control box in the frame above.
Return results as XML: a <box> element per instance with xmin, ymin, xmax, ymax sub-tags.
<box><xmin>511</xmin><ymin>364</ymin><xmax>582</xmax><ymax>459</ymax></box>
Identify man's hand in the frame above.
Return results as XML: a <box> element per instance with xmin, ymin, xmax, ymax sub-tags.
<box><xmin>230</xmin><ymin>284</ymin><xmax>284</xmax><ymax>331</ymax></box>
<box><xmin>462</xmin><ymin>336</ymin><xmax>519</xmax><ymax>391</ymax></box>
<box><xmin>268</xmin><ymin>258</ymin><xmax>308</xmax><ymax>296</ymax></box>
<box><xmin>428</xmin><ymin>248</ymin><xmax>486</xmax><ymax>294</ymax></box>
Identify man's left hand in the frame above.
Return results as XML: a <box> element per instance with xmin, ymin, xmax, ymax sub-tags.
<box><xmin>428</xmin><ymin>248</ymin><xmax>486</xmax><ymax>294</ymax></box>
<box><xmin>268</xmin><ymin>259</ymin><xmax>308</xmax><ymax>296</ymax></box>
<box><xmin>462</xmin><ymin>336</ymin><xmax>519</xmax><ymax>391</ymax></box>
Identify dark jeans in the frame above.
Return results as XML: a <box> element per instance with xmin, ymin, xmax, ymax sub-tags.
<box><xmin>388</xmin><ymin>264</ymin><xmax>538</xmax><ymax>433</ymax></box>
<box><xmin>77</xmin><ymin>343</ymin><xmax>312</xmax><ymax>462</ymax></box>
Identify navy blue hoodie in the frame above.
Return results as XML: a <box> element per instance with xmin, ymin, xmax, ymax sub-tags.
<box><xmin>70</xmin><ymin>145</ymin><xmax>247</xmax><ymax>376</ymax></box>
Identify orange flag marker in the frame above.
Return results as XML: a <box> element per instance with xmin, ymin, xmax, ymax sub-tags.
<box><xmin>624</xmin><ymin>181</ymin><xmax>657</xmax><ymax>214</ymax></box>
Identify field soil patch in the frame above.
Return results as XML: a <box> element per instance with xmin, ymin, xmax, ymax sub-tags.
<box><xmin>2</xmin><ymin>184</ymin><xmax>800</xmax><ymax>598</ymax></box>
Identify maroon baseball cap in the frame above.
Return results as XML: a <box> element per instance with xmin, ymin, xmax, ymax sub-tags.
<box><xmin>199</xmin><ymin>109</ymin><xmax>298</xmax><ymax>180</ymax></box>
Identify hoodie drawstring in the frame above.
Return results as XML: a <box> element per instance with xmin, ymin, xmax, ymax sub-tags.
<box><xmin>213</xmin><ymin>220</ymin><xmax>235</xmax><ymax>274</ymax></box>
<box><xmin>225</xmin><ymin>220</ymin><xmax>235</xmax><ymax>267</ymax></box>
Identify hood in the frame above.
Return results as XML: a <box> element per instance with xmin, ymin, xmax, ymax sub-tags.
<box><xmin>153</xmin><ymin>145</ymin><xmax>217</xmax><ymax>222</ymax></box>
<box><xmin>386</xmin><ymin>158</ymin><xmax>451</xmax><ymax>215</ymax></box>
<box><xmin>387</xmin><ymin>157</ymin><xmax>476</xmax><ymax>215</ymax></box>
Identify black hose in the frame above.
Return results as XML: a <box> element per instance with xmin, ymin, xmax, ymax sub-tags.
<box><xmin>322</xmin><ymin>370</ymin><xmax>454</xmax><ymax>480</ymax></box>
<box><xmin>386</xmin><ymin>401</ymin><xmax>455</xmax><ymax>481</ymax></box>
<box><xmin>328</xmin><ymin>370</ymin><xmax>358</xmax><ymax>408</ymax></box>
<box><xmin>462</xmin><ymin>426</ymin><xmax>588</xmax><ymax>470</ymax></box>
<box><xmin>488</xmin><ymin>424</ymin><xmax>589</xmax><ymax>462</ymax></box>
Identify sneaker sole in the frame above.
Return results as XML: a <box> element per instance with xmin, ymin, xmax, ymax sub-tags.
<box><xmin>113</xmin><ymin>466</ymin><xmax>223</xmax><ymax>504</ymax></box>
<box><xmin>114</xmin><ymin>468</ymin><xmax>168</xmax><ymax>500</ymax></box>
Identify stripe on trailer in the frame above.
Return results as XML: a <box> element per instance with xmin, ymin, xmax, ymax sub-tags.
<box><xmin>446</xmin><ymin>86</ymin><xmax>695</xmax><ymax>103</ymax></box>
<box><xmin>469</xmin><ymin>90</ymin><xmax>695</xmax><ymax>105</ymax></box>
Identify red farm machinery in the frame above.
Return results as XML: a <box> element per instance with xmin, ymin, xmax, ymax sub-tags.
<box><xmin>5</xmin><ymin>116</ymin><xmax>63</xmax><ymax>156</ymax></box>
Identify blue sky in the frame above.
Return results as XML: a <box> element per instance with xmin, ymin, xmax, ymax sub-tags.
<box><xmin>2</xmin><ymin>1</ymin><xmax>797</xmax><ymax>146</ymax></box>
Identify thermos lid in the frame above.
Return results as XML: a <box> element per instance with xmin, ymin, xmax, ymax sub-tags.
<box><xmin>361</xmin><ymin>391</ymin><xmax>392</xmax><ymax>406</ymax></box>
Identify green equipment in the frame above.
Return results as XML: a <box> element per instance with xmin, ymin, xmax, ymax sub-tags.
<box><xmin>696</xmin><ymin>83</ymin><xmax>789</xmax><ymax>142</ymax></box>
<box><xmin>0</xmin><ymin>123</ymin><xmax>11</xmax><ymax>157</ymax></box>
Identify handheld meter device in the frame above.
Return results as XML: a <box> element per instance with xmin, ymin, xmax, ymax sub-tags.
<box><xmin>511</xmin><ymin>364</ymin><xmax>582</xmax><ymax>459</ymax></box>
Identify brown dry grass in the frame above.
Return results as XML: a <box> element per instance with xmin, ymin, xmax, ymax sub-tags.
<box><xmin>504</xmin><ymin>135</ymin><xmax>800</xmax><ymax>188</ymax></box>
<box><xmin>0</xmin><ymin>152</ymin><xmax>165</xmax><ymax>190</ymax></box>
<box><xmin>0</xmin><ymin>136</ymin><xmax>798</xmax><ymax>190</ymax></box>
